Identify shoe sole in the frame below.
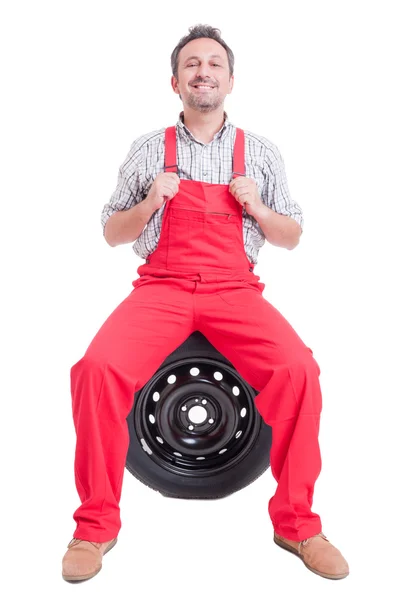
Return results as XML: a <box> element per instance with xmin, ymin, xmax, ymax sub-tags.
<box><xmin>273</xmin><ymin>535</ymin><xmax>349</xmax><ymax>580</ymax></box>
<box><xmin>62</xmin><ymin>538</ymin><xmax>118</xmax><ymax>583</ymax></box>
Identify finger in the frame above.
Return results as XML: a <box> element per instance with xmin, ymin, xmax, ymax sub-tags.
<box><xmin>233</xmin><ymin>185</ymin><xmax>250</xmax><ymax>195</ymax></box>
<box><xmin>161</xmin><ymin>184</ymin><xmax>178</xmax><ymax>197</ymax></box>
<box><xmin>230</xmin><ymin>178</ymin><xmax>248</xmax><ymax>189</ymax></box>
<box><xmin>164</xmin><ymin>172</ymin><xmax>180</xmax><ymax>183</ymax></box>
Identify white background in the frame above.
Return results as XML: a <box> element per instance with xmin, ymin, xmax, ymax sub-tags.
<box><xmin>1</xmin><ymin>0</ymin><xmax>397</xmax><ymax>598</ymax></box>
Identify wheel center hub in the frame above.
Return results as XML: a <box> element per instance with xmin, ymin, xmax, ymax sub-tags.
<box><xmin>187</xmin><ymin>404</ymin><xmax>208</xmax><ymax>424</ymax></box>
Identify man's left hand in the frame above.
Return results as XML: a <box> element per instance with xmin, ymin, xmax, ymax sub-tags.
<box><xmin>229</xmin><ymin>176</ymin><xmax>263</xmax><ymax>217</ymax></box>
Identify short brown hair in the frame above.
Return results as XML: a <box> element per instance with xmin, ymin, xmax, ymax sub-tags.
<box><xmin>171</xmin><ymin>24</ymin><xmax>234</xmax><ymax>79</ymax></box>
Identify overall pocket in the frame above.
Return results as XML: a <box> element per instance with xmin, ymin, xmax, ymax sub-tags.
<box><xmin>166</xmin><ymin>209</ymin><xmax>238</xmax><ymax>271</ymax></box>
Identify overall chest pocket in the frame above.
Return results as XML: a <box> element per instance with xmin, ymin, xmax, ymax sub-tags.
<box><xmin>166</xmin><ymin>208</ymin><xmax>239</xmax><ymax>270</ymax></box>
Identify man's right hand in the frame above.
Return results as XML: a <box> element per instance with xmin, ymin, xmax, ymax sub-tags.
<box><xmin>144</xmin><ymin>172</ymin><xmax>180</xmax><ymax>213</ymax></box>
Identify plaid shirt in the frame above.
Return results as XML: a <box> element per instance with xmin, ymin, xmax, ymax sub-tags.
<box><xmin>101</xmin><ymin>112</ymin><xmax>304</xmax><ymax>264</ymax></box>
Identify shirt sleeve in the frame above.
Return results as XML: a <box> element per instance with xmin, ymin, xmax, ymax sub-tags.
<box><xmin>100</xmin><ymin>139</ymin><xmax>144</xmax><ymax>236</ymax></box>
<box><xmin>262</xmin><ymin>144</ymin><xmax>304</xmax><ymax>231</ymax></box>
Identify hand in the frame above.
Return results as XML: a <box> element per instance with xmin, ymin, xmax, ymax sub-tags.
<box><xmin>229</xmin><ymin>176</ymin><xmax>263</xmax><ymax>217</ymax></box>
<box><xmin>145</xmin><ymin>172</ymin><xmax>180</xmax><ymax>212</ymax></box>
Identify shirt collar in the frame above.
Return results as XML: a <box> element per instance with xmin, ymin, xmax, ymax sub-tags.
<box><xmin>176</xmin><ymin>111</ymin><xmax>232</xmax><ymax>143</ymax></box>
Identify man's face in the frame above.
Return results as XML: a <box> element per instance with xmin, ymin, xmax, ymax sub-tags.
<box><xmin>172</xmin><ymin>38</ymin><xmax>234</xmax><ymax>113</ymax></box>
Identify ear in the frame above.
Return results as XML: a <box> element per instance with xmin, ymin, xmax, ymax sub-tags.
<box><xmin>171</xmin><ymin>75</ymin><xmax>180</xmax><ymax>95</ymax></box>
<box><xmin>228</xmin><ymin>74</ymin><xmax>234</xmax><ymax>94</ymax></box>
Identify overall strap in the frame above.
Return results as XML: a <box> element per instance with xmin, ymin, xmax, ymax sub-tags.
<box><xmin>232</xmin><ymin>128</ymin><xmax>246</xmax><ymax>179</ymax></box>
<box><xmin>164</xmin><ymin>127</ymin><xmax>178</xmax><ymax>173</ymax></box>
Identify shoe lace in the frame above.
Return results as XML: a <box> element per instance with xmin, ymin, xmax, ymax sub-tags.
<box><xmin>68</xmin><ymin>538</ymin><xmax>102</xmax><ymax>550</ymax></box>
<box><xmin>298</xmin><ymin>532</ymin><xmax>328</xmax><ymax>555</ymax></box>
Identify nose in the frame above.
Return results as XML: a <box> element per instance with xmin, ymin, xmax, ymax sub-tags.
<box><xmin>195</xmin><ymin>62</ymin><xmax>213</xmax><ymax>81</ymax></box>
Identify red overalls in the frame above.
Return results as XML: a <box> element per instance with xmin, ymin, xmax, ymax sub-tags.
<box><xmin>70</xmin><ymin>126</ymin><xmax>323</xmax><ymax>543</ymax></box>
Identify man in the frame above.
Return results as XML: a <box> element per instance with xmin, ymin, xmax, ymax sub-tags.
<box><xmin>62</xmin><ymin>24</ymin><xmax>349</xmax><ymax>582</ymax></box>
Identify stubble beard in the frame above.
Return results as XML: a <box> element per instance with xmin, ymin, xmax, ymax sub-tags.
<box><xmin>185</xmin><ymin>90</ymin><xmax>224</xmax><ymax>113</ymax></box>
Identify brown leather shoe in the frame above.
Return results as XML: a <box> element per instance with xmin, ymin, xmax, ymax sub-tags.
<box><xmin>274</xmin><ymin>531</ymin><xmax>349</xmax><ymax>580</ymax></box>
<box><xmin>62</xmin><ymin>537</ymin><xmax>117</xmax><ymax>582</ymax></box>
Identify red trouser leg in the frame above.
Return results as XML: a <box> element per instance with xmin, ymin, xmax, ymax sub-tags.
<box><xmin>195</xmin><ymin>281</ymin><xmax>323</xmax><ymax>542</ymax></box>
<box><xmin>69</xmin><ymin>277</ymin><xmax>195</xmax><ymax>542</ymax></box>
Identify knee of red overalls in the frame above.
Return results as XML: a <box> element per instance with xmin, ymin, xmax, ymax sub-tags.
<box><xmin>253</xmin><ymin>346</ymin><xmax>322</xmax><ymax>425</ymax></box>
<box><xmin>306</xmin><ymin>345</ymin><xmax>321</xmax><ymax>376</ymax></box>
<box><xmin>70</xmin><ymin>355</ymin><xmax>136</xmax><ymax>426</ymax></box>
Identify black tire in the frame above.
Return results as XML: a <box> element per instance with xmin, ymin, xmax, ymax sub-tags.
<box><xmin>126</xmin><ymin>331</ymin><xmax>272</xmax><ymax>499</ymax></box>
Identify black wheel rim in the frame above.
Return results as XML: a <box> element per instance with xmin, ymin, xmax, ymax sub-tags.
<box><xmin>132</xmin><ymin>356</ymin><xmax>262</xmax><ymax>477</ymax></box>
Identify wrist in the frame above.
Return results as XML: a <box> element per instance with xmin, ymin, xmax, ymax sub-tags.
<box><xmin>251</xmin><ymin>202</ymin><xmax>270</xmax><ymax>220</ymax></box>
<box><xmin>142</xmin><ymin>195</ymin><xmax>157</xmax><ymax>215</ymax></box>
